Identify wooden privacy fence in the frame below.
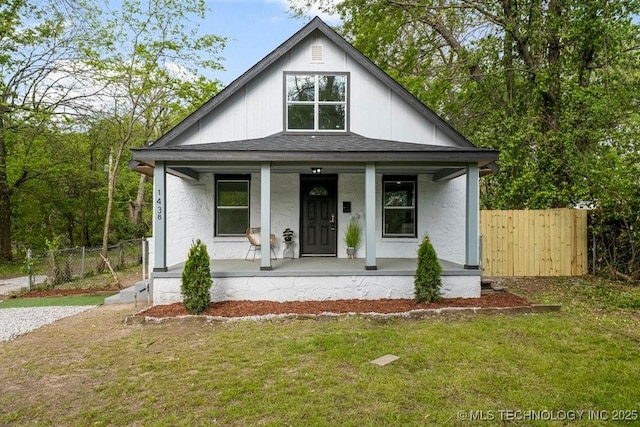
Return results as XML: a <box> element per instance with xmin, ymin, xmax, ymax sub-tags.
<box><xmin>481</xmin><ymin>209</ymin><xmax>588</xmax><ymax>277</ymax></box>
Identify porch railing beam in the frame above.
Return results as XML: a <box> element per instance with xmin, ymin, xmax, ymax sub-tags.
<box><xmin>153</xmin><ymin>161</ymin><xmax>167</xmax><ymax>272</ymax></box>
<box><xmin>465</xmin><ymin>163</ymin><xmax>480</xmax><ymax>269</ymax></box>
<box><xmin>365</xmin><ymin>162</ymin><xmax>377</xmax><ymax>270</ymax></box>
<box><xmin>260</xmin><ymin>162</ymin><xmax>272</xmax><ymax>271</ymax></box>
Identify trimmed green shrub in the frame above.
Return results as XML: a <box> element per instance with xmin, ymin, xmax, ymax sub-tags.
<box><xmin>181</xmin><ymin>239</ymin><xmax>212</xmax><ymax>314</ymax></box>
<box><xmin>414</xmin><ymin>234</ymin><xmax>442</xmax><ymax>303</ymax></box>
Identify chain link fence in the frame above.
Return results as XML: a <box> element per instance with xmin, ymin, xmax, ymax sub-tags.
<box><xmin>26</xmin><ymin>239</ymin><xmax>148</xmax><ymax>289</ymax></box>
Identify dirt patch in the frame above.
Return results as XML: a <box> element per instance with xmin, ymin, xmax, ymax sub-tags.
<box><xmin>138</xmin><ymin>293</ymin><xmax>532</xmax><ymax>318</ymax></box>
<box><xmin>5</xmin><ymin>269</ymin><xmax>141</xmax><ymax>299</ymax></box>
<box><xmin>17</xmin><ymin>288</ymin><xmax>120</xmax><ymax>298</ymax></box>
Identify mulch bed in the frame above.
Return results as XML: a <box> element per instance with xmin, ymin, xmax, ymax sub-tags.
<box><xmin>138</xmin><ymin>293</ymin><xmax>532</xmax><ymax>318</ymax></box>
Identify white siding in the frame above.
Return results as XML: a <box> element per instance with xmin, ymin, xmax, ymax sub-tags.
<box><xmin>245</xmin><ymin>73</ymin><xmax>283</xmax><ymax>139</ymax></box>
<box><xmin>338</xmin><ymin>173</ymin><xmax>366</xmax><ymax>259</ymax></box>
<box><xmin>164</xmin><ymin>173</ymin><xmax>214</xmax><ymax>266</ymax></box>
<box><xmin>349</xmin><ymin>60</ymin><xmax>391</xmax><ymax>138</ymax></box>
<box><xmin>420</xmin><ymin>174</ymin><xmax>467</xmax><ymax>264</ymax></box>
<box><xmin>348</xmin><ymin>56</ymin><xmax>457</xmax><ymax>146</ymax></box>
<box><xmin>176</xmin><ymin>72</ymin><xmax>283</xmax><ymax>145</ymax></box>
<box><xmin>374</xmin><ymin>174</ymin><xmax>465</xmax><ymax>264</ymax></box>
<box><xmin>285</xmin><ymin>35</ymin><xmax>348</xmax><ymax>72</ymax></box>
<box><xmin>170</xmin><ymin>33</ymin><xmax>459</xmax><ymax>147</ymax></box>
<box><xmin>270</xmin><ymin>174</ymin><xmax>301</xmax><ymax>257</ymax></box>
<box><xmin>164</xmin><ymin>172</ymin><xmax>302</xmax><ymax>264</ymax></box>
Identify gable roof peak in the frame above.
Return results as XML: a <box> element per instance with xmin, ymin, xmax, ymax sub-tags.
<box><xmin>150</xmin><ymin>15</ymin><xmax>477</xmax><ymax>149</ymax></box>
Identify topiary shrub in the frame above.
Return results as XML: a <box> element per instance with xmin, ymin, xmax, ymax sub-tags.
<box><xmin>181</xmin><ymin>239</ymin><xmax>212</xmax><ymax>314</ymax></box>
<box><xmin>414</xmin><ymin>234</ymin><xmax>442</xmax><ymax>303</ymax></box>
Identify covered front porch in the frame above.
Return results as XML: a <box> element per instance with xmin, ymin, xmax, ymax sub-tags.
<box><xmin>150</xmin><ymin>257</ymin><xmax>481</xmax><ymax>304</ymax></box>
<box><xmin>135</xmin><ymin>134</ymin><xmax>498</xmax><ymax>305</ymax></box>
<box><xmin>151</xmin><ymin>160</ymin><xmax>483</xmax><ymax>270</ymax></box>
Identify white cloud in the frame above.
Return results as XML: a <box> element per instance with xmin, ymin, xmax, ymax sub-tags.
<box><xmin>270</xmin><ymin>0</ymin><xmax>342</xmax><ymax>24</ymax></box>
<box><xmin>164</xmin><ymin>62</ymin><xmax>197</xmax><ymax>82</ymax></box>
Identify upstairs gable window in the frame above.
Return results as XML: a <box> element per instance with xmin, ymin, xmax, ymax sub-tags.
<box><xmin>286</xmin><ymin>73</ymin><xmax>347</xmax><ymax>131</ymax></box>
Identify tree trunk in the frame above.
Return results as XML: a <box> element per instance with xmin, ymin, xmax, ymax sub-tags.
<box><xmin>100</xmin><ymin>165</ymin><xmax>117</xmax><ymax>265</ymax></box>
<box><xmin>503</xmin><ymin>26</ymin><xmax>514</xmax><ymax>104</ymax></box>
<box><xmin>0</xmin><ymin>111</ymin><xmax>13</xmax><ymax>261</ymax></box>
<box><xmin>129</xmin><ymin>173</ymin><xmax>147</xmax><ymax>225</ymax></box>
<box><xmin>100</xmin><ymin>133</ymin><xmax>129</xmax><ymax>264</ymax></box>
<box><xmin>542</xmin><ymin>0</ymin><xmax>563</xmax><ymax>134</ymax></box>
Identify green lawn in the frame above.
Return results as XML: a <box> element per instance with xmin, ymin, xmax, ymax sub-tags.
<box><xmin>0</xmin><ymin>277</ymin><xmax>639</xmax><ymax>426</ymax></box>
<box><xmin>0</xmin><ymin>293</ymin><xmax>115</xmax><ymax>308</ymax></box>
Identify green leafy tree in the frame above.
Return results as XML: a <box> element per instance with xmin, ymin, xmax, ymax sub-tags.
<box><xmin>181</xmin><ymin>239</ymin><xmax>212</xmax><ymax>314</ymax></box>
<box><xmin>414</xmin><ymin>234</ymin><xmax>441</xmax><ymax>303</ymax></box>
<box><xmin>296</xmin><ymin>0</ymin><xmax>640</xmax><ymax>206</ymax></box>
<box><xmin>1</xmin><ymin>0</ymin><xmax>225</xmax><ymax>262</ymax></box>
<box><xmin>82</xmin><ymin>0</ymin><xmax>225</xmax><ymax>263</ymax></box>
<box><xmin>586</xmin><ymin>131</ymin><xmax>640</xmax><ymax>279</ymax></box>
<box><xmin>10</xmin><ymin>127</ymin><xmax>107</xmax><ymax>250</ymax></box>
<box><xmin>0</xmin><ymin>0</ymin><xmax>100</xmax><ymax>260</ymax></box>
<box><xmin>295</xmin><ymin>0</ymin><xmax>640</xmax><ymax>278</ymax></box>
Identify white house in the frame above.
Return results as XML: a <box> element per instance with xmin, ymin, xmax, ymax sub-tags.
<box><xmin>131</xmin><ymin>17</ymin><xmax>499</xmax><ymax>305</ymax></box>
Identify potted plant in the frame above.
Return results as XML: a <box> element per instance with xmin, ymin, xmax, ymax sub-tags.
<box><xmin>344</xmin><ymin>218</ymin><xmax>362</xmax><ymax>259</ymax></box>
<box><xmin>283</xmin><ymin>228</ymin><xmax>294</xmax><ymax>242</ymax></box>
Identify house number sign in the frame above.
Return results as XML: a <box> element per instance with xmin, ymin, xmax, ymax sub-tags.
<box><xmin>156</xmin><ymin>189</ymin><xmax>163</xmax><ymax>221</ymax></box>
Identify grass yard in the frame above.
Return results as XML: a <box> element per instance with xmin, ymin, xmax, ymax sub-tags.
<box><xmin>0</xmin><ymin>277</ymin><xmax>639</xmax><ymax>426</ymax></box>
<box><xmin>0</xmin><ymin>293</ymin><xmax>116</xmax><ymax>308</ymax></box>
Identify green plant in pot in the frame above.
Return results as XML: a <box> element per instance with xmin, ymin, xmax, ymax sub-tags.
<box><xmin>344</xmin><ymin>218</ymin><xmax>362</xmax><ymax>259</ymax></box>
<box><xmin>283</xmin><ymin>228</ymin><xmax>294</xmax><ymax>242</ymax></box>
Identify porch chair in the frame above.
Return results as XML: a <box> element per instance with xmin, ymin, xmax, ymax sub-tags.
<box><xmin>245</xmin><ymin>227</ymin><xmax>278</xmax><ymax>261</ymax></box>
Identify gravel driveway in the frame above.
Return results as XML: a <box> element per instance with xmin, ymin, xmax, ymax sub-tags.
<box><xmin>0</xmin><ymin>306</ymin><xmax>96</xmax><ymax>342</ymax></box>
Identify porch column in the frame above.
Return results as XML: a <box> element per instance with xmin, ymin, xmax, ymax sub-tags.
<box><xmin>260</xmin><ymin>162</ymin><xmax>272</xmax><ymax>271</ymax></box>
<box><xmin>153</xmin><ymin>161</ymin><xmax>167</xmax><ymax>272</ymax></box>
<box><xmin>465</xmin><ymin>163</ymin><xmax>480</xmax><ymax>269</ymax></box>
<box><xmin>365</xmin><ymin>162</ymin><xmax>377</xmax><ymax>270</ymax></box>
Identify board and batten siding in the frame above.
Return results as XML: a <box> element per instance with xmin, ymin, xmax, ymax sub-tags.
<box><xmin>173</xmin><ymin>32</ymin><xmax>460</xmax><ymax>147</ymax></box>
<box><xmin>481</xmin><ymin>209</ymin><xmax>588</xmax><ymax>277</ymax></box>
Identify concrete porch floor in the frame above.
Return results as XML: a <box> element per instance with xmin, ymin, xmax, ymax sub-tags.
<box><xmin>160</xmin><ymin>258</ymin><xmax>478</xmax><ymax>278</ymax></box>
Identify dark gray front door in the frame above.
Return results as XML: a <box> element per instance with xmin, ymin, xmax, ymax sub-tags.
<box><xmin>300</xmin><ymin>175</ymin><xmax>337</xmax><ymax>256</ymax></box>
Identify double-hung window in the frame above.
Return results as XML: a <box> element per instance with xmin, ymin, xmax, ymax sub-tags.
<box><xmin>215</xmin><ymin>175</ymin><xmax>250</xmax><ymax>236</ymax></box>
<box><xmin>383</xmin><ymin>176</ymin><xmax>417</xmax><ymax>237</ymax></box>
<box><xmin>286</xmin><ymin>73</ymin><xmax>347</xmax><ymax>131</ymax></box>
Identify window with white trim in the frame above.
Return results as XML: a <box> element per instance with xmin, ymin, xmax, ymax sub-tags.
<box><xmin>215</xmin><ymin>175</ymin><xmax>250</xmax><ymax>236</ymax></box>
<box><xmin>383</xmin><ymin>176</ymin><xmax>417</xmax><ymax>237</ymax></box>
<box><xmin>286</xmin><ymin>74</ymin><xmax>347</xmax><ymax>131</ymax></box>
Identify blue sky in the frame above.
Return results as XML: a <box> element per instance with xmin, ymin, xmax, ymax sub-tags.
<box><xmin>206</xmin><ymin>0</ymin><xmax>340</xmax><ymax>85</ymax></box>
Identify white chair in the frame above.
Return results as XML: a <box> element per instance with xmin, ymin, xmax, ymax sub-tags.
<box><xmin>245</xmin><ymin>227</ymin><xmax>277</xmax><ymax>261</ymax></box>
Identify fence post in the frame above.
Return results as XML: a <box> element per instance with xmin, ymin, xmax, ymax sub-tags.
<box><xmin>479</xmin><ymin>234</ymin><xmax>483</xmax><ymax>272</ymax></box>
<box><xmin>81</xmin><ymin>246</ymin><xmax>86</xmax><ymax>277</ymax></box>
<box><xmin>118</xmin><ymin>243</ymin><xmax>124</xmax><ymax>270</ymax></box>
<box><xmin>27</xmin><ymin>248</ymin><xmax>32</xmax><ymax>291</ymax></box>
<box><xmin>592</xmin><ymin>235</ymin><xmax>596</xmax><ymax>275</ymax></box>
<box><xmin>142</xmin><ymin>238</ymin><xmax>147</xmax><ymax>281</ymax></box>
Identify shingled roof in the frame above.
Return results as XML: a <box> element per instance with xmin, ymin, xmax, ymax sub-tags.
<box><xmin>133</xmin><ymin>132</ymin><xmax>498</xmax><ymax>164</ymax></box>
<box><xmin>132</xmin><ymin>17</ymin><xmax>498</xmax><ymax>168</ymax></box>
